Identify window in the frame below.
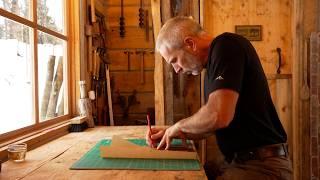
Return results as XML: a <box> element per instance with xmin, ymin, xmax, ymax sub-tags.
<box><xmin>0</xmin><ymin>0</ymin><xmax>69</xmax><ymax>136</ymax></box>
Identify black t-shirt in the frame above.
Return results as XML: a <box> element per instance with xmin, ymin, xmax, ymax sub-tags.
<box><xmin>204</xmin><ymin>32</ymin><xmax>287</xmax><ymax>159</ymax></box>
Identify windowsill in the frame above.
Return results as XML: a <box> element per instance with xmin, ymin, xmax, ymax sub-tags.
<box><xmin>0</xmin><ymin>120</ymin><xmax>71</xmax><ymax>162</ymax></box>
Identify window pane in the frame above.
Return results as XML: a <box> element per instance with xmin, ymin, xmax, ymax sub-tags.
<box><xmin>0</xmin><ymin>16</ymin><xmax>33</xmax><ymax>134</ymax></box>
<box><xmin>38</xmin><ymin>31</ymin><xmax>67</xmax><ymax>121</ymax></box>
<box><xmin>37</xmin><ymin>0</ymin><xmax>64</xmax><ymax>34</ymax></box>
<box><xmin>0</xmin><ymin>0</ymin><xmax>31</xmax><ymax>20</ymax></box>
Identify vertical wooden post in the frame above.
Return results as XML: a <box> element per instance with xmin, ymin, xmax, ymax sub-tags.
<box><xmin>69</xmin><ymin>0</ymin><xmax>83</xmax><ymax>116</ymax></box>
<box><xmin>292</xmin><ymin>0</ymin><xmax>304</xmax><ymax>179</ymax></box>
<box><xmin>160</xmin><ymin>0</ymin><xmax>174</xmax><ymax>125</ymax></box>
<box><xmin>151</xmin><ymin>0</ymin><xmax>165</xmax><ymax>125</ymax></box>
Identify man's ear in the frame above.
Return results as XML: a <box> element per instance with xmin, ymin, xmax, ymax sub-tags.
<box><xmin>183</xmin><ymin>37</ymin><xmax>196</xmax><ymax>51</ymax></box>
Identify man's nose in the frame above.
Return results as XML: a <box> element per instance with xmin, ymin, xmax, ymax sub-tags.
<box><xmin>172</xmin><ymin>64</ymin><xmax>182</xmax><ymax>73</ymax></box>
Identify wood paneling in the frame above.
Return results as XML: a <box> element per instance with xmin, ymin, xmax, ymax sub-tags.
<box><xmin>101</xmin><ymin>0</ymin><xmax>155</xmax><ymax>124</ymax></box>
<box><xmin>107</xmin><ymin>6</ymin><xmax>152</xmax><ymax>27</ymax></box>
<box><xmin>108</xmin><ymin>50</ymin><xmax>154</xmax><ymax>71</ymax></box>
<box><xmin>202</xmin><ymin>0</ymin><xmax>296</xmax><ymax>174</ymax></box>
<box><xmin>268</xmin><ymin>78</ymin><xmax>293</xmax><ymax>160</ymax></box>
<box><xmin>203</xmin><ymin>0</ymin><xmax>292</xmax><ymax>75</ymax></box>
<box><xmin>106</xmin><ymin>0</ymin><xmax>151</xmax><ymax>6</ymax></box>
<box><xmin>111</xmin><ymin>71</ymin><xmax>154</xmax><ymax>92</ymax></box>
<box><xmin>107</xmin><ymin>27</ymin><xmax>154</xmax><ymax>49</ymax></box>
<box><xmin>113</xmin><ymin>92</ymin><xmax>154</xmax><ymax>114</ymax></box>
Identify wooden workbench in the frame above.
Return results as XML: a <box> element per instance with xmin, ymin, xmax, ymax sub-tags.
<box><xmin>1</xmin><ymin>126</ymin><xmax>207</xmax><ymax>180</ymax></box>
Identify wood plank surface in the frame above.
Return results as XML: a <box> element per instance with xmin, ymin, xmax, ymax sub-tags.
<box><xmin>106</xmin><ymin>0</ymin><xmax>151</xmax><ymax>6</ymax></box>
<box><xmin>108</xmin><ymin>49</ymin><xmax>155</xmax><ymax>71</ymax></box>
<box><xmin>113</xmin><ymin>92</ymin><xmax>154</xmax><ymax>113</ymax></box>
<box><xmin>107</xmin><ymin>6</ymin><xmax>153</xmax><ymax>27</ymax></box>
<box><xmin>267</xmin><ymin>78</ymin><xmax>293</xmax><ymax>161</ymax></box>
<box><xmin>107</xmin><ymin>27</ymin><xmax>154</xmax><ymax>49</ymax></box>
<box><xmin>1</xmin><ymin>127</ymin><xmax>207</xmax><ymax>180</ymax></box>
<box><xmin>110</xmin><ymin>71</ymin><xmax>154</xmax><ymax>92</ymax></box>
<box><xmin>202</xmin><ymin>0</ymin><xmax>292</xmax><ymax>75</ymax></box>
<box><xmin>201</xmin><ymin>1</ymin><xmax>296</xmax><ymax>174</ymax></box>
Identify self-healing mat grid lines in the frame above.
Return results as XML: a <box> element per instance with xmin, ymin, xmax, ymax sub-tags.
<box><xmin>70</xmin><ymin>139</ymin><xmax>200</xmax><ymax>170</ymax></box>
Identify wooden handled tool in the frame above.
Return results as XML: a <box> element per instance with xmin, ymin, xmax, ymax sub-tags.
<box><xmin>135</xmin><ymin>50</ymin><xmax>145</xmax><ymax>84</ymax></box>
<box><xmin>86</xmin><ymin>25</ymin><xmax>93</xmax><ymax>74</ymax></box>
<box><xmin>92</xmin><ymin>49</ymin><xmax>97</xmax><ymax>79</ymax></box>
<box><xmin>140</xmin><ymin>51</ymin><xmax>145</xmax><ymax>84</ymax></box>
<box><xmin>145</xmin><ymin>10</ymin><xmax>149</xmax><ymax>41</ymax></box>
<box><xmin>124</xmin><ymin>50</ymin><xmax>133</xmax><ymax>71</ymax></box>
<box><xmin>139</xmin><ymin>0</ymin><xmax>144</xmax><ymax>28</ymax></box>
<box><xmin>119</xmin><ymin>0</ymin><xmax>125</xmax><ymax>38</ymax></box>
<box><xmin>96</xmin><ymin>50</ymin><xmax>101</xmax><ymax>80</ymax></box>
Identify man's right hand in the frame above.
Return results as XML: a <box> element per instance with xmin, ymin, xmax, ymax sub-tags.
<box><xmin>146</xmin><ymin>127</ymin><xmax>166</xmax><ymax>148</ymax></box>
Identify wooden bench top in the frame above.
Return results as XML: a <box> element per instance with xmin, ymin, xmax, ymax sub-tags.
<box><xmin>0</xmin><ymin>126</ymin><xmax>207</xmax><ymax>180</ymax></box>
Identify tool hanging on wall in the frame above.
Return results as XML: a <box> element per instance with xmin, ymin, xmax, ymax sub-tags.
<box><xmin>119</xmin><ymin>0</ymin><xmax>125</xmax><ymax>38</ymax></box>
<box><xmin>136</xmin><ymin>50</ymin><xmax>146</xmax><ymax>84</ymax></box>
<box><xmin>86</xmin><ymin>2</ymin><xmax>113</xmax><ymax>126</ymax></box>
<box><xmin>85</xmin><ymin>25</ymin><xmax>93</xmax><ymax>74</ymax></box>
<box><xmin>141</xmin><ymin>51</ymin><xmax>145</xmax><ymax>84</ymax></box>
<box><xmin>95</xmin><ymin>49</ymin><xmax>101</xmax><ymax>80</ymax></box>
<box><xmin>124</xmin><ymin>50</ymin><xmax>133</xmax><ymax>71</ymax></box>
<box><xmin>105</xmin><ymin>64</ymin><xmax>114</xmax><ymax>125</ymax></box>
<box><xmin>116</xmin><ymin>90</ymin><xmax>140</xmax><ymax>119</ymax></box>
<box><xmin>145</xmin><ymin>10</ymin><xmax>149</xmax><ymax>41</ymax></box>
<box><xmin>139</xmin><ymin>0</ymin><xmax>144</xmax><ymax>28</ymax></box>
<box><xmin>276</xmin><ymin>47</ymin><xmax>282</xmax><ymax>74</ymax></box>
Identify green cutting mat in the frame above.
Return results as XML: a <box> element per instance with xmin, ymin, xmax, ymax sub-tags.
<box><xmin>70</xmin><ymin>139</ymin><xmax>200</xmax><ymax>171</ymax></box>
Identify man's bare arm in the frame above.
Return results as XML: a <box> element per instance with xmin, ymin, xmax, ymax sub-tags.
<box><xmin>176</xmin><ymin>88</ymin><xmax>239</xmax><ymax>138</ymax></box>
<box><xmin>156</xmin><ymin>88</ymin><xmax>239</xmax><ymax>149</ymax></box>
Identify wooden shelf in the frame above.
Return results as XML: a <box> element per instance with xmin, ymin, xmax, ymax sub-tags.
<box><xmin>266</xmin><ymin>74</ymin><xmax>292</xmax><ymax>80</ymax></box>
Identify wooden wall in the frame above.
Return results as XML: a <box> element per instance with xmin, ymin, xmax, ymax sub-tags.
<box><xmin>95</xmin><ymin>0</ymin><xmax>155</xmax><ymax>125</ymax></box>
<box><xmin>202</xmin><ymin>1</ymin><xmax>293</xmax><ymax>139</ymax></box>
<box><xmin>202</xmin><ymin>0</ymin><xmax>294</xmax><ymax>171</ymax></box>
<box><xmin>203</xmin><ymin>0</ymin><xmax>292</xmax><ymax>74</ymax></box>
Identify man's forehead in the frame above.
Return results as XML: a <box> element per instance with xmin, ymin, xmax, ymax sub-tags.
<box><xmin>159</xmin><ymin>45</ymin><xmax>172</xmax><ymax>61</ymax></box>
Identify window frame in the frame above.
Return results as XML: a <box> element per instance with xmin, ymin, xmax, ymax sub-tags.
<box><xmin>0</xmin><ymin>0</ymin><xmax>72</xmax><ymax>144</ymax></box>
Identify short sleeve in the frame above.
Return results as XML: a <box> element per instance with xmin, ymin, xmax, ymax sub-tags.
<box><xmin>206</xmin><ymin>36</ymin><xmax>246</xmax><ymax>94</ymax></box>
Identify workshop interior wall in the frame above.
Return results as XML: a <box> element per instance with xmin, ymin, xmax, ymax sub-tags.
<box><xmin>202</xmin><ymin>0</ymin><xmax>294</xmax><ymax>169</ymax></box>
<box><xmin>97</xmin><ymin>0</ymin><xmax>155</xmax><ymax>125</ymax></box>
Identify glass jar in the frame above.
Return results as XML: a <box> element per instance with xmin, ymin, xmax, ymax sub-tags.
<box><xmin>7</xmin><ymin>143</ymin><xmax>27</xmax><ymax>162</ymax></box>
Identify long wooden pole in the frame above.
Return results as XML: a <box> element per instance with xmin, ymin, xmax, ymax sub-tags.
<box><xmin>105</xmin><ymin>64</ymin><xmax>114</xmax><ymax>126</ymax></box>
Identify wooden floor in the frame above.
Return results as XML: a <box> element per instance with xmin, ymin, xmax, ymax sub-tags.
<box><xmin>1</xmin><ymin>126</ymin><xmax>207</xmax><ymax>180</ymax></box>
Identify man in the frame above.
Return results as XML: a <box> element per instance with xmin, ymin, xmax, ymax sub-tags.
<box><xmin>146</xmin><ymin>16</ymin><xmax>292</xmax><ymax>179</ymax></box>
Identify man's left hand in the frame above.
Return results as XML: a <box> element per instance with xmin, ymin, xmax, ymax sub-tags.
<box><xmin>157</xmin><ymin>123</ymin><xmax>186</xmax><ymax>150</ymax></box>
